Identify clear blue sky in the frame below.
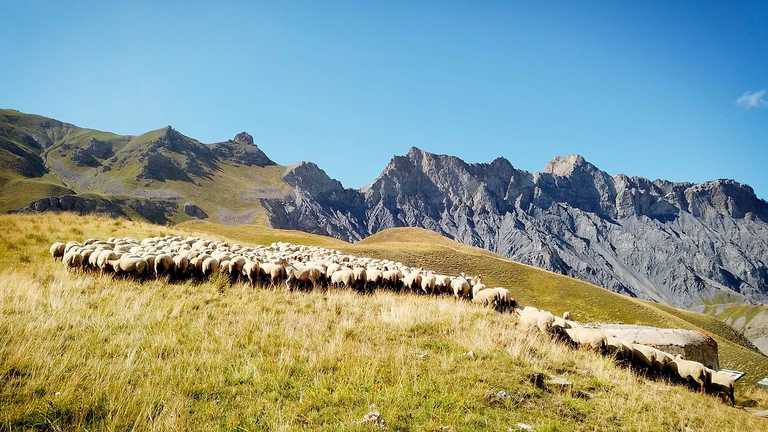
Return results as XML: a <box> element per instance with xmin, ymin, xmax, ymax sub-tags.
<box><xmin>2</xmin><ymin>1</ymin><xmax>767</xmax><ymax>197</ymax></box>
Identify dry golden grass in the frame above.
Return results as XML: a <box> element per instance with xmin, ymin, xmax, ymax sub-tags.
<box><xmin>1</xmin><ymin>214</ymin><xmax>767</xmax><ymax>431</ymax></box>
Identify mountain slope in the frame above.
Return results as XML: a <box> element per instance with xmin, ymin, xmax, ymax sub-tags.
<box><xmin>4</xmin><ymin>109</ymin><xmax>768</xmax><ymax>316</ymax></box>
<box><xmin>1</xmin><ymin>109</ymin><xmax>289</xmax><ymax>223</ymax></box>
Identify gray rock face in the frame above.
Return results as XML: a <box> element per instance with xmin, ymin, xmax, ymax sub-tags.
<box><xmin>183</xmin><ymin>202</ymin><xmax>208</xmax><ymax>219</ymax></box>
<box><xmin>17</xmin><ymin>195</ymin><xmax>179</xmax><ymax>225</ymax></box>
<box><xmin>211</xmin><ymin>132</ymin><xmax>275</xmax><ymax>166</ymax></box>
<box><xmin>591</xmin><ymin>324</ymin><xmax>719</xmax><ymax>368</ymax></box>
<box><xmin>263</xmin><ymin>147</ymin><xmax>768</xmax><ymax>307</ymax></box>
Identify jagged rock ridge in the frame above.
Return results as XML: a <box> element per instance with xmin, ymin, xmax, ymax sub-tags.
<box><xmin>264</xmin><ymin>147</ymin><xmax>768</xmax><ymax>307</ymax></box>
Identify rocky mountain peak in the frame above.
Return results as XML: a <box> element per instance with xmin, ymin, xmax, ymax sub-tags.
<box><xmin>686</xmin><ymin>179</ymin><xmax>768</xmax><ymax>221</ymax></box>
<box><xmin>282</xmin><ymin>162</ymin><xmax>344</xmax><ymax>196</ymax></box>
<box><xmin>233</xmin><ymin>132</ymin><xmax>254</xmax><ymax>146</ymax></box>
<box><xmin>406</xmin><ymin>146</ymin><xmax>425</xmax><ymax>159</ymax></box>
<box><xmin>543</xmin><ymin>154</ymin><xmax>591</xmax><ymax>177</ymax></box>
<box><xmin>209</xmin><ymin>132</ymin><xmax>274</xmax><ymax>167</ymax></box>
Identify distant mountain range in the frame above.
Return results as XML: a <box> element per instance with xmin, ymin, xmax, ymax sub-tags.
<box><xmin>3</xmin><ymin>108</ymin><xmax>767</xmax><ymax>309</ymax></box>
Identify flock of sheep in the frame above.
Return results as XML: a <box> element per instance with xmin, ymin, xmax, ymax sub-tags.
<box><xmin>516</xmin><ymin>306</ymin><xmax>736</xmax><ymax>404</ymax></box>
<box><xmin>50</xmin><ymin>235</ymin><xmax>736</xmax><ymax>404</ymax></box>
<box><xmin>49</xmin><ymin>235</ymin><xmax>515</xmax><ymax>311</ymax></box>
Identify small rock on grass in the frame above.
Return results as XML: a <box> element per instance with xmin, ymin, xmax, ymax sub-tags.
<box><xmin>359</xmin><ymin>406</ymin><xmax>387</xmax><ymax>430</ymax></box>
<box><xmin>545</xmin><ymin>375</ymin><xmax>573</xmax><ymax>390</ymax></box>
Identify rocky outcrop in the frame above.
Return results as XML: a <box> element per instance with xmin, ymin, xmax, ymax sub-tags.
<box><xmin>211</xmin><ymin>132</ymin><xmax>275</xmax><ymax>166</ymax></box>
<box><xmin>590</xmin><ymin>324</ymin><xmax>719</xmax><ymax>369</ymax></box>
<box><xmin>263</xmin><ymin>162</ymin><xmax>367</xmax><ymax>240</ymax></box>
<box><xmin>183</xmin><ymin>202</ymin><xmax>208</xmax><ymax>219</ymax></box>
<box><xmin>17</xmin><ymin>195</ymin><xmax>179</xmax><ymax>225</ymax></box>
<box><xmin>263</xmin><ymin>147</ymin><xmax>768</xmax><ymax>307</ymax></box>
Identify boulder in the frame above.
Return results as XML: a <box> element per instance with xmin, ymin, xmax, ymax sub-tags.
<box><xmin>184</xmin><ymin>203</ymin><xmax>208</xmax><ymax>219</ymax></box>
<box><xmin>589</xmin><ymin>324</ymin><xmax>719</xmax><ymax>369</ymax></box>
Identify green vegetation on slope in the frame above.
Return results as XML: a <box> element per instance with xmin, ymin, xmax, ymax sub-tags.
<box><xmin>699</xmin><ymin>303</ymin><xmax>768</xmax><ymax>355</ymax></box>
<box><xmin>1</xmin><ymin>213</ymin><xmax>767</xmax><ymax>431</ymax></box>
<box><xmin>1</xmin><ymin>109</ymin><xmax>294</xmax><ymax>225</ymax></box>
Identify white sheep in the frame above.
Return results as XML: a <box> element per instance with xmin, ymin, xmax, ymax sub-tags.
<box><xmin>260</xmin><ymin>262</ymin><xmax>287</xmax><ymax>286</ymax></box>
<box><xmin>564</xmin><ymin>327</ymin><xmax>607</xmax><ymax>352</ymax></box>
<box><xmin>49</xmin><ymin>242</ymin><xmax>65</xmax><ymax>259</ymax></box>
<box><xmin>708</xmin><ymin>370</ymin><xmax>736</xmax><ymax>404</ymax></box>
<box><xmin>471</xmin><ymin>287</ymin><xmax>514</xmax><ymax>312</ymax></box>
<box><xmin>451</xmin><ymin>274</ymin><xmax>471</xmax><ymax>299</ymax></box>
<box><xmin>471</xmin><ymin>276</ymin><xmax>487</xmax><ymax>298</ymax></box>
<box><xmin>673</xmin><ymin>355</ymin><xmax>710</xmax><ymax>392</ymax></box>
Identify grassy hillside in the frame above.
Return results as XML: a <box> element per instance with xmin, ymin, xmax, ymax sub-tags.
<box><xmin>1</xmin><ymin>213</ymin><xmax>768</xmax><ymax>431</ymax></box>
<box><xmin>697</xmin><ymin>303</ymin><xmax>768</xmax><ymax>355</ymax></box>
<box><xmin>0</xmin><ymin>109</ymin><xmax>293</xmax><ymax>225</ymax></box>
<box><xmin>187</xmin><ymin>224</ymin><xmax>768</xmax><ymax>386</ymax></box>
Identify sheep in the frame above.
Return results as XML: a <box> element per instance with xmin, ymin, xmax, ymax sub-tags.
<box><xmin>173</xmin><ymin>254</ymin><xmax>190</xmax><ymax>277</ymax></box>
<box><xmin>243</xmin><ymin>260</ymin><xmax>261</xmax><ymax>286</ymax></box>
<box><xmin>227</xmin><ymin>256</ymin><xmax>246</xmax><ymax>280</ymax></box>
<box><xmin>330</xmin><ymin>269</ymin><xmax>355</xmax><ymax>288</ymax></box>
<box><xmin>260</xmin><ymin>262</ymin><xmax>287</xmax><ymax>286</ymax></box>
<box><xmin>517</xmin><ymin>306</ymin><xmax>556</xmax><ymax>334</ymax></box>
<box><xmin>96</xmin><ymin>250</ymin><xmax>118</xmax><ymax>271</ymax></box>
<box><xmin>471</xmin><ymin>287</ymin><xmax>515</xmax><ymax>312</ymax></box>
<box><xmin>110</xmin><ymin>255</ymin><xmax>147</xmax><ymax>276</ymax></box>
<box><xmin>87</xmin><ymin>248</ymin><xmax>105</xmax><ymax>268</ymax></box>
<box><xmin>63</xmin><ymin>248</ymin><xmax>84</xmax><ymax>268</ymax></box>
<box><xmin>673</xmin><ymin>355</ymin><xmax>710</xmax><ymax>392</ymax></box>
<box><xmin>564</xmin><ymin>327</ymin><xmax>607</xmax><ymax>352</ymax></box>
<box><xmin>154</xmin><ymin>254</ymin><xmax>174</xmax><ymax>277</ymax></box>
<box><xmin>366</xmin><ymin>269</ymin><xmax>383</xmax><ymax>287</ymax></box>
<box><xmin>433</xmin><ymin>274</ymin><xmax>451</xmax><ymax>294</ymax></box>
<box><xmin>64</xmin><ymin>241</ymin><xmax>80</xmax><ymax>254</ymax></box>
<box><xmin>421</xmin><ymin>273</ymin><xmax>437</xmax><ymax>294</ymax></box>
<box><xmin>605</xmin><ymin>336</ymin><xmax>633</xmax><ymax>361</ymax></box>
<box><xmin>49</xmin><ymin>242</ymin><xmax>66</xmax><ymax>259</ymax></box>
<box><xmin>352</xmin><ymin>267</ymin><xmax>368</xmax><ymax>291</ymax></box>
<box><xmin>471</xmin><ymin>276</ymin><xmax>487</xmax><ymax>298</ymax></box>
<box><xmin>630</xmin><ymin>343</ymin><xmax>658</xmax><ymax>369</ymax></box>
<box><xmin>451</xmin><ymin>274</ymin><xmax>471</xmax><ymax>299</ymax></box>
<box><xmin>402</xmin><ymin>270</ymin><xmax>422</xmax><ymax>292</ymax></box>
<box><xmin>382</xmin><ymin>269</ymin><xmax>403</xmax><ymax>289</ymax></box>
<box><xmin>326</xmin><ymin>263</ymin><xmax>342</xmax><ymax>280</ymax></box>
<box><xmin>144</xmin><ymin>255</ymin><xmax>156</xmax><ymax>272</ymax></box>
<box><xmin>202</xmin><ymin>257</ymin><xmax>220</xmax><ymax>277</ymax></box>
<box><xmin>286</xmin><ymin>265</ymin><xmax>322</xmax><ymax>290</ymax></box>
<box><xmin>708</xmin><ymin>370</ymin><xmax>736</xmax><ymax>404</ymax></box>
